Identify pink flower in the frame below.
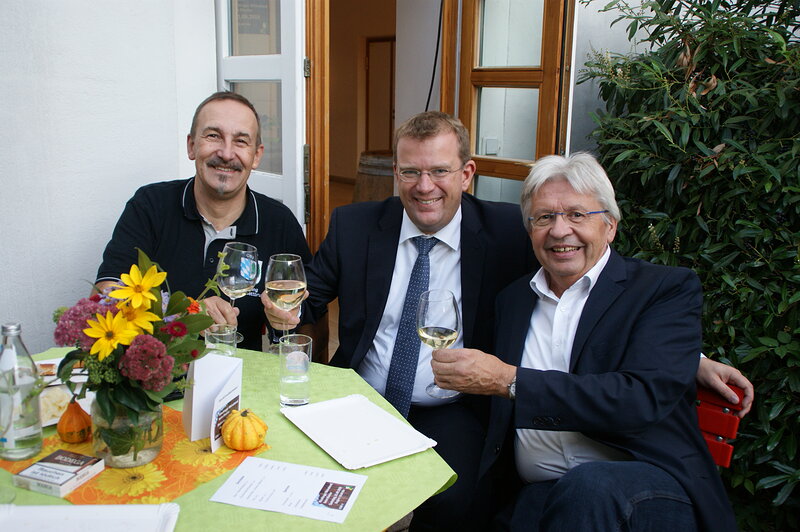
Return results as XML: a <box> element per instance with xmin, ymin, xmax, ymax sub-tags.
<box><xmin>165</xmin><ymin>321</ymin><xmax>188</xmax><ymax>338</ymax></box>
<box><xmin>118</xmin><ymin>335</ymin><xmax>174</xmax><ymax>392</ymax></box>
<box><xmin>54</xmin><ymin>297</ymin><xmax>118</xmax><ymax>351</ymax></box>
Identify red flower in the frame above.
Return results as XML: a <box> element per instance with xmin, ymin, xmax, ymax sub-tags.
<box><xmin>186</xmin><ymin>297</ymin><xmax>201</xmax><ymax>314</ymax></box>
<box><xmin>118</xmin><ymin>335</ymin><xmax>174</xmax><ymax>392</ymax></box>
<box><xmin>89</xmin><ymin>294</ymin><xmax>102</xmax><ymax>302</ymax></box>
<box><xmin>190</xmin><ymin>349</ymin><xmax>199</xmax><ymax>359</ymax></box>
<box><xmin>166</xmin><ymin>321</ymin><xmax>188</xmax><ymax>338</ymax></box>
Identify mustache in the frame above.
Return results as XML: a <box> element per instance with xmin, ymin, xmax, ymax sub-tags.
<box><xmin>207</xmin><ymin>156</ymin><xmax>243</xmax><ymax>172</ymax></box>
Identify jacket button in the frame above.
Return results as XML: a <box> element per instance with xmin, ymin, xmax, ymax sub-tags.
<box><xmin>494</xmin><ymin>446</ymin><xmax>501</xmax><ymax>454</ymax></box>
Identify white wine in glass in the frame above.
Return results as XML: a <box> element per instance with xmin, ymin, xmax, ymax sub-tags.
<box><xmin>266</xmin><ymin>279</ymin><xmax>307</xmax><ymax>311</ymax></box>
<box><xmin>265</xmin><ymin>254</ymin><xmax>307</xmax><ymax>345</ymax></box>
<box><xmin>417</xmin><ymin>289</ymin><xmax>461</xmax><ymax>399</ymax></box>
<box><xmin>217</xmin><ymin>242</ymin><xmax>260</xmax><ymax>306</ymax></box>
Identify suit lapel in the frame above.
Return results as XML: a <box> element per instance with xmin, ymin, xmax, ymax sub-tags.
<box><xmin>569</xmin><ymin>249</ymin><xmax>627</xmax><ymax>371</ymax></box>
<box><xmin>459</xmin><ymin>197</ymin><xmax>486</xmax><ymax>348</ymax></box>
<box><xmin>356</xmin><ymin>200</ymin><xmax>403</xmax><ymax>362</ymax></box>
<box><xmin>504</xmin><ymin>280</ymin><xmax>537</xmax><ymax>366</ymax></box>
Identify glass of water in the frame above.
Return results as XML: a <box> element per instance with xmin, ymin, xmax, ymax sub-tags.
<box><xmin>278</xmin><ymin>334</ymin><xmax>311</xmax><ymax>406</ymax></box>
<box><xmin>204</xmin><ymin>324</ymin><xmax>239</xmax><ymax>357</ymax></box>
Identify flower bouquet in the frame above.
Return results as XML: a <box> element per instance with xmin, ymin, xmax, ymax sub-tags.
<box><xmin>53</xmin><ymin>250</ymin><xmax>215</xmax><ymax>467</ymax></box>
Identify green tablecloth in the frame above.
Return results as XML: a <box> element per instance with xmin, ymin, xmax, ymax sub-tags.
<box><xmin>1</xmin><ymin>347</ymin><xmax>456</xmax><ymax>531</ymax></box>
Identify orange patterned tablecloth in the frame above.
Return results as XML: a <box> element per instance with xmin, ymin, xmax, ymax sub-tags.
<box><xmin>0</xmin><ymin>405</ymin><xmax>266</xmax><ymax>504</ymax></box>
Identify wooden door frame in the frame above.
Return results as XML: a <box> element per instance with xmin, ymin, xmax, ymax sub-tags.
<box><xmin>306</xmin><ymin>0</ymin><xmax>329</xmax><ymax>252</ymax></box>
<box><xmin>442</xmin><ymin>0</ymin><xmax>573</xmax><ymax>181</ymax></box>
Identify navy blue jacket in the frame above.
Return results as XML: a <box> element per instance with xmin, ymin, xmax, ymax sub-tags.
<box><xmin>480</xmin><ymin>249</ymin><xmax>736</xmax><ymax>531</ymax></box>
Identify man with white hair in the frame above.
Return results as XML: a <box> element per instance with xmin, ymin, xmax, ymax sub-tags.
<box><xmin>431</xmin><ymin>152</ymin><xmax>736</xmax><ymax>531</ymax></box>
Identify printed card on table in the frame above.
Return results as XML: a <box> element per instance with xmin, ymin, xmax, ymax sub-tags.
<box><xmin>210</xmin><ymin>456</ymin><xmax>367</xmax><ymax>523</ymax></box>
<box><xmin>182</xmin><ymin>353</ymin><xmax>242</xmax><ymax>451</ymax></box>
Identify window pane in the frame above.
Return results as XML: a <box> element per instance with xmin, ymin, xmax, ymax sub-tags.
<box><xmin>230</xmin><ymin>0</ymin><xmax>280</xmax><ymax>56</ymax></box>
<box><xmin>474</xmin><ymin>174</ymin><xmax>524</xmax><ymax>204</ymax></box>
<box><xmin>479</xmin><ymin>0</ymin><xmax>544</xmax><ymax>67</ymax></box>
<box><xmin>476</xmin><ymin>87</ymin><xmax>538</xmax><ymax>160</ymax></box>
<box><xmin>231</xmin><ymin>81</ymin><xmax>282</xmax><ymax>174</ymax></box>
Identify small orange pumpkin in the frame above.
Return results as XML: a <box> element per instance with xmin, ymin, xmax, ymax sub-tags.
<box><xmin>57</xmin><ymin>398</ymin><xmax>92</xmax><ymax>443</ymax></box>
<box><xmin>221</xmin><ymin>409</ymin><xmax>267</xmax><ymax>451</ymax></box>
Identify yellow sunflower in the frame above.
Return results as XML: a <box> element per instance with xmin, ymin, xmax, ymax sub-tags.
<box><xmin>116</xmin><ymin>301</ymin><xmax>160</xmax><ymax>333</ymax></box>
<box><xmin>172</xmin><ymin>438</ymin><xmax>234</xmax><ymax>467</ymax></box>
<box><xmin>84</xmin><ymin>311</ymin><xmax>139</xmax><ymax>361</ymax></box>
<box><xmin>110</xmin><ymin>264</ymin><xmax>167</xmax><ymax>309</ymax></box>
<box><xmin>95</xmin><ymin>462</ymin><xmax>166</xmax><ymax>497</ymax></box>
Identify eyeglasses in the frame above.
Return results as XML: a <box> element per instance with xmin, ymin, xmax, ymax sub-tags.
<box><xmin>528</xmin><ymin>210</ymin><xmax>609</xmax><ymax>227</ymax></box>
<box><xmin>396</xmin><ymin>166</ymin><xmax>465</xmax><ymax>183</ymax></box>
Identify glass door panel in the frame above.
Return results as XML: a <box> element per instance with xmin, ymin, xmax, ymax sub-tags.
<box><xmin>230</xmin><ymin>0</ymin><xmax>281</xmax><ymax>56</ymax></box>
<box><xmin>476</xmin><ymin>87</ymin><xmax>539</xmax><ymax>160</ymax></box>
<box><xmin>479</xmin><ymin>0</ymin><xmax>544</xmax><ymax>67</ymax></box>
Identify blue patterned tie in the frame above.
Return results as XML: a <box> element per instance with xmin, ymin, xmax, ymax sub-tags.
<box><xmin>384</xmin><ymin>236</ymin><xmax>439</xmax><ymax>417</ymax></box>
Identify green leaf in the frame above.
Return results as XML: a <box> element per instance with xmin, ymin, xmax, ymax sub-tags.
<box><xmin>758</xmin><ymin>337</ymin><xmax>779</xmax><ymax>347</ymax></box>
<box><xmin>99</xmin><ymin>425</ymin><xmax>136</xmax><ymax>456</ymax></box>
<box><xmin>651</xmin><ymin>120</ymin><xmax>674</xmax><ymax>144</ymax></box>
<box><xmin>773</xmin><ymin>482</ymin><xmax>797</xmax><ymax>506</ymax></box>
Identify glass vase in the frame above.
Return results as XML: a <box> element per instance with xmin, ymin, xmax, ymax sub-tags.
<box><xmin>90</xmin><ymin>400</ymin><xmax>163</xmax><ymax>468</ymax></box>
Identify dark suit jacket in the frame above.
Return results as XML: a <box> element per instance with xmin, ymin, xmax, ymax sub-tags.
<box><xmin>480</xmin><ymin>249</ymin><xmax>736</xmax><ymax>532</ymax></box>
<box><xmin>306</xmin><ymin>193</ymin><xmax>536</xmax><ymax>369</ymax></box>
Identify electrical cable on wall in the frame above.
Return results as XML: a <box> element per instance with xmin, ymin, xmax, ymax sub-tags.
<box><xmin>425</xmin><ymin>0</ymin><xmax>444</xmax><ymax>112</ymax></box>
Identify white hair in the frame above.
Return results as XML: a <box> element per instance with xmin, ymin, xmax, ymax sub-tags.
<box><xmin>520</xmin><ymin>152</ymin><xmax>621</xmax><ymax>231</ymax></box>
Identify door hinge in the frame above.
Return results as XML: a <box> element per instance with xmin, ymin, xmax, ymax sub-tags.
<box><xmin>303</xmin><ymin>144</ymin><xmax>311</xmax><ymax>223</ymax></box>
<box><xmin>303</xmin><ymin>57</ymin><xmax>311</xmax><ymax>78</ymax></box>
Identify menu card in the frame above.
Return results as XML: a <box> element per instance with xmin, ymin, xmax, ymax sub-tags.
<box><xmin>210</xmin><ymin>457</ymin><xmax>366</xmax><ymax>523</ymax></box>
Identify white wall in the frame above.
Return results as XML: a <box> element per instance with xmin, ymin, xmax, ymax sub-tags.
<box><xmin>395</xmin><ymin>0</ymin><xmax>441</xmax><ymax>126</ymax></box>
<box><xmin>0</xmin><ymin>0</ymin><xmax>217</xmax><ymax>353</ymax></box>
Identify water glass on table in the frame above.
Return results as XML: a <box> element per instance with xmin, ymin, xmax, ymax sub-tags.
<box><xmin>205</xmin><ymin>324</ymin><xmax>240</xmax><ymax>357</ymax></box>
<box><xmin>278</xmin><ymin>334</ymin><xmax>311</xmax><ymax>407</ymax></box>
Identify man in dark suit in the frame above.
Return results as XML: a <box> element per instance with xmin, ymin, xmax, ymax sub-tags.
<box><xmin>286</xmin><ymin>112</ymin><xmax>535</xmax><ymax>530</ymax></box>
<box><xmin>431</xmin><ymin>152</ymin><xmax>737</xmax><ymax>531</ymax></box>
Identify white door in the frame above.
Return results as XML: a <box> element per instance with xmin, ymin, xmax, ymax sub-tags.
<box><xmin>215</xmin><ymin>0</ymin><xmax>306</xmax><ymax>226</ymax></box>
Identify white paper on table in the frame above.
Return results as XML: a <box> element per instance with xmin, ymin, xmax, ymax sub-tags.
<box><xmin>281</xmin><ymin>394</ymin><xmax>437</xmax><ymax>469</ymax></box>
<box><xmin>210</xmin><ymin>456</ymin><xmax>366</xmax><ymax>523</ymax></box>
<box><xmin>182</xmin><ymin>354</ymin><xmax>242</xmax><ymax>451</ymax></box>
<box><xmin>0</xmin><ymin>503</ymin><xmax>180</xmax><ymax>532</ymax></box>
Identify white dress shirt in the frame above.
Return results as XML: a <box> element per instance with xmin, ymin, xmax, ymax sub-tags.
<box><xmin>515</xmin><ymin>246</ymin><xmax>631</xmax><ymax>482</ymax></box>
<box><xmin>358</xmin><ymin>208</ymin><xmax>464</xmax><ymax>406</ymax></box>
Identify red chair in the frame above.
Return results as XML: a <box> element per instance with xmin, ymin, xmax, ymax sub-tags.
<box><xmin>696</xmin><ymin>385</ymin><xmax>744</xmax><ymax>467</ymax></box>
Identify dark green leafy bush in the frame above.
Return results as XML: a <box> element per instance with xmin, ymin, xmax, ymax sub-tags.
<box><xmin>580</xmin><ymin>1</ymin><xmax>799</xmax><ymax>529</ymax></box>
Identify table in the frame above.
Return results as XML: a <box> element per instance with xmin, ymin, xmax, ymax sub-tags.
<box><xmin>1</xmin><ymin>347</ymin><xmax>456</xmax><ymax>531</ymax></box>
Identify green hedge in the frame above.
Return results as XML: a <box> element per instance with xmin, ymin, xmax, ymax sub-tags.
<box><xmin>579</xmin><ymin>1</ymin><xmax>799</xmax><ymax>529</ymax></box>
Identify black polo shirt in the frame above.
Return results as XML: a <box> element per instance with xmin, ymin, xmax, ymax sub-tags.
<box><xmin>97</xmin><ymin>178</ymin><xmax>312</xmax><ymax>351</ymax></box>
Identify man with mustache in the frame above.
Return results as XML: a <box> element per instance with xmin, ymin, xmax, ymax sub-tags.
<box><xmin>96</xmin><ymin>91</ymin><xmax>311</xmax><ymax>352</ymax></box>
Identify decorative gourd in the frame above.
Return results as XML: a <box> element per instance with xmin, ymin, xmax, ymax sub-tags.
<box><xmin>221</xmin><ymin>409</ymin><xmax>267</xmax><ymax>451</ymax></box>
<box><xmin>57</xmin><ymin>398</ymin><xmax>92</xmax><ymax>443</ymax></box>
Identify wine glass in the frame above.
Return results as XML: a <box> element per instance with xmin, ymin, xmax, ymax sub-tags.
<box><xmin>417</xmin><ymin>289</ymin><xmax>461</xmax><ymax>399</ymax></box>
<box><xmin>217</xmin><ymin>242</ymin><xmax>260</xmax><ymax>310</ymax></box>
<box><xmin>0</xmin><ymin>369</ymin><xmax>17</xmax><ymax>503</ymax></box>
<box><xmin>265</xmin><ymin>254</ymin><xmax>307</xmax><ymax>348</ymax></box>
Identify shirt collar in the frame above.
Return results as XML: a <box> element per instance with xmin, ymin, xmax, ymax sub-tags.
<box><xmin>530</xmin><ymin>245</ymin><xmax>612</xmax><ymax>300</ymax></box>
<box><xmin>399</xmin><ymin>206</ymin><xmax>462</xmax><ymax>252</ymax></box>
<box><xmin>181</xmin><ymin>177</ymin><xmax>260</xmax><ymax>235</ymax></box>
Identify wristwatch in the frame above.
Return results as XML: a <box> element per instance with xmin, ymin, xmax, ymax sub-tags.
<box><xmin>507</xmin><ymin>376</ymin><xmax>517</xmax><ymax>400</ymax></box>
